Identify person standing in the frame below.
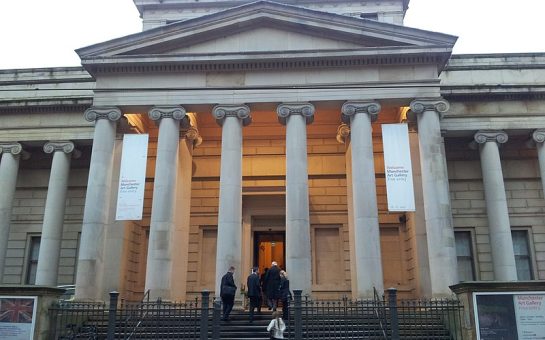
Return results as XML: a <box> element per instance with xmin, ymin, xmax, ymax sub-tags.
<box><xmin>220</xmin><ymin>266</ymin><xmax>237</xmax><ymax>321</ymax></box>
<box><xmin>267</xmin><ymin>311</ymin><xmax>286</xmax><ymax>339</ymax></box>
<box><xmin>278</xmin><ymin>270</ymin><xmax>292</xmax><ymax>320</ymax></box>
<box><xmin>264</xmin><ymin>261</ymin><xmax>281</xmax><ymax>310</ymax></box>
<box><xmin>246</xmin><ymin>267</ymin><xmax>261</xmax><ymax>323</ymax></box>
<box><xmin>261</xmin><ymin>267</ymin><xmax>269</xmax><ymax>307</ymax></box>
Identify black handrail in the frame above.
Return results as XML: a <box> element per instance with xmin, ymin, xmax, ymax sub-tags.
<box><xmin>373</xmin><ymin>287</ymin><xmax>388</xmax><ymax>340</ymax></box>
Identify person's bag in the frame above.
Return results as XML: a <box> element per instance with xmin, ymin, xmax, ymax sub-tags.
<box><xmin>223</xmin><ymin>285</ymin><xmax>236</xmax><ymax>296</ymax></box>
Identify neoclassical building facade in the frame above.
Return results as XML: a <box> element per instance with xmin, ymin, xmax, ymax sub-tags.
<box><xmin>0</xmin><ymin>0</ymin><xmax>544</xmax><ymax>302</ymax></box>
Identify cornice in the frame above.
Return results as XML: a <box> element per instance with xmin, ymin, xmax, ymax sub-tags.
<box><xmin>82</xmin><ymin>47</ymin><xmax>449</xmax><ymax>76</ymax></box>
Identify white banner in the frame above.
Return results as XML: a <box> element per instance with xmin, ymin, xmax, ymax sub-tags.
<box><xmin>381</xmin><ymin>124</ymin><xmax>415</xmax><ymax>212</ymax></box>
<box><xmin>115</xmin><ymin>134</ymin><xmax>149</xmax><ymax>221</ymax></box>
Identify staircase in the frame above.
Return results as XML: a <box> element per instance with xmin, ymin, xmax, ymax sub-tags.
<box><xmin>76</xmin><ymin>309</ymin><xmax>457</xmax><ymax>339</ymax></box>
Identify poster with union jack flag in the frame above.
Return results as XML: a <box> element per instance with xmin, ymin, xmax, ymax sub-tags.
<box><xmin>0</xmin><ymin>296</ymin><xmax>36</xmax><ymax>340</ymax></box>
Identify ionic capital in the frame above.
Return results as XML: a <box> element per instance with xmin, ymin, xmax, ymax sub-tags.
<box><xmin>409</xmin><ymin>99</ymin><xmax>449</xmax><ymax>119</ymax></box>
<box><xmin>148</xmin><ymin>106</ymin><xmax>187</xmax><ymax>122</ymax></box>
<box><xmin>0</xmin><ymin>143</ymin><xmax>23</xmax><ymax>155</ymax></box>
<box><xmin>336</xmin><ymin>124</ymin><xmax>351</xmax><ymax>144</ymax></box>
<box><xmin>277</xmin><ymin>103</ymin><xmax>315</xmax><ymax>125</ymax></box>
<box><xmin>212</xmin><ymin>105</ymin><xmax>251</xmax><ymax>126</ymax></box>
<box><xmin>474</xmin><ymin>130</ymin><xmax>508</xmax><ymax>145</ymax></box>
<box><xmin>341</xmin><ymin>101</ymin><xmax>381</xmax><ymax>124</ymax></box>
<box><xmin>532</xmin><ymin>129</ymin><xmax>545</xmax><ymax>144</ymax></box>
<box><xmin>182</xmin><ymin>126</ymin><xmax>203</xmax><ymax>147</ymax></box>
<box><xmin>43</xmin><ymin>141</ymin><xmax>81</xmax><ymax>159</ymax></box>
<box><xmin>84</xmin><ymin>107</ymin><xmax>122</xmax><ymax>122</ymax></box>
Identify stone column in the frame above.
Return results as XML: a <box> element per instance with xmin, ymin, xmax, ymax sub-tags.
<box><xmin>171</xmin><ymin>125</ymin><xmax>201</xmax><ymax>301</ymax></box>
<box><xmin>277</xmin><ymin>103</ymin><xmax>314</xmax><ymax>295</ymax></box>
<box><xmin>474</xmin><ymin>130</ymin><xmax>518</xmax><ymax>280</ymax></box>
<box><xmin>409</xmin><ymin>99</ymin><xmax>458</xmax><ymax>296</ymax></box>
<box><xmin>213</xmin><ymin>105</ymin><xmax>251</xmax><ymax>296</ymax></box>
<box><xmin>35</xmin><ymin>141</ymin><xmax>77</xmax><ymax>286</ymax></box>
<box><xmin>0</xmin><ymin>143</ymin><xmax>24</xmax><ymax>277</ymax></box>
<box><xmin>145</xmin><ymin>106</ymin><xmax>187</xmax><ymax>300</ymax></box>
<box><xmin>76</xmin><ymin>107</ymin><xmax>122</xmax><ymax>300</ymax></box>
<box><xmin>341</xmin><ymin>101</ymin><xmax>384</xmax><ymax>297</ymax></box>
<box><xmin>532</xmin><ymin>129</ymin><xmax>545</xmax><ymax>198</ymax></box>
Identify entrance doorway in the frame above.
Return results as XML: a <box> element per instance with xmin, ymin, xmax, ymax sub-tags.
<box><xmin>254</xmin><ymin>232</ymin><xmax>285</xmax><ymax>275</ymax></box>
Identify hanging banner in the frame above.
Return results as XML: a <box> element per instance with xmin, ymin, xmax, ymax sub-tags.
<box><xmin>116</xmin><ymin>134</ymin><xmax>149</xmax><ymax>221</ymax></box>
<box><xmin>381</xmin><ymin>124</ymin><xmax>415</xmax><ymax>211</ymax></box>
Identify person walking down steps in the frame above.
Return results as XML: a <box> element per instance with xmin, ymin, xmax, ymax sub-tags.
<box><xmin>267</xmin><ymin>311</ymin><xmax>286</xmax><ymax>340</ymax></box>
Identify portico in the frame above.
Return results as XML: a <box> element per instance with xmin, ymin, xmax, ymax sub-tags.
<box><xmin>2</xmin><ymin>1</ymin><xmax>543</xmax><ymax>306</ymax></box>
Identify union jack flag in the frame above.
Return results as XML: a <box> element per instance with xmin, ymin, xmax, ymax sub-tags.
<box><xmin>0</xmin><ymin>298</ymin><xmax>35</xmax><ymax>323</ymax></box>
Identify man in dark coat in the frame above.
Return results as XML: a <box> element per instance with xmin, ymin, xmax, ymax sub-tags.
<box><xmin>220</xmin><ymin>266</ymin><xmax>237</xmax><ymax>321</ymax></box>
<box><xmin>264</xmin><ymin>261</ymin><xmax>281</xmax><ymax>310</ymax></box>
<box><xmin>246</xmin><ymin>267</ymin><xmax>261</xmax><ymax>323</ymax></box>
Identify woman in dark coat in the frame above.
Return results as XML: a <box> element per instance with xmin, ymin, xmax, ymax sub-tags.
<box><xmin>278</xmin><ymin>270</ymin><xmax>292</xmax><ymax>320</ymax></box>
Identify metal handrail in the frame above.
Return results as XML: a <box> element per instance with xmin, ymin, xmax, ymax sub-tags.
<box><xmin>373</xmin><ymin>287</ymin><xmax>388</xmax><ymax>340</ymax></box>
<box><xmin>125</xmin><ymin>290</ymin><xmax>152</xmax><ymax>339</ymax></box>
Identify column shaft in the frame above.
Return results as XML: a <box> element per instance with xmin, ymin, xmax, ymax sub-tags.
<box><xmin>475</xmin><ymin>131</ymin><xmax>517</xmax><ymax>280</ymax></box>
<box><xmin>76</xmin><ymin>108</ymin><xmax>121</xmax><ymax>300</ymax></box>
<box><xmin>342</xmin><ymin>102</ymin><xmax>383</xmax><ymax>298</ymax></box>
<box><xmin>286</xmin><ymin>114</ymin><xmax>312</xmax><ymax>295</ymax></box>
<box><xmin>145</xmin><ymin>106</ymin><xmax>186</xmax><ymax>300</ymax></box>
<box><xmin>277</xmin><ymin>103</ymin><xmax>314</xmax><ymax>295</ymax></box>
<box><xmin>532</xmin><ymin>130</ymin><xmax>545</xmax><ymax>197</ymax></box>
<box><xmin>215</xmin><ymin>116</ymin><xmax>243</xmax><ymax>296</ymax></box>
<box><xmin>213</xmin><ymin>105</ymin><xmax>250</xmax><ymax>296</ymax></box>
<box><xmin>410</xmin><ymin>100</ymin><xmax>458</xmax><ymax>296</ymax></box>
<box><xmin>36</xmin><ymin>142</ymin><xmax>74</xmax><ymax>285</ymax></box>
<box><xmin>0</xmin><ymin>144</ymin><xmax>23</xmax><ymax>278</ymax></box>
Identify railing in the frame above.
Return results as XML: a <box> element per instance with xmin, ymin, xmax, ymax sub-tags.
<box><xmin>373</xmin><ymin>287</ymin><xmax>388</xmax><ymax>340</ymax></box>
<box><xmin>49</xmin><ymin>289</ymin><xmax>464</xmax><ymax>339</ymax></box>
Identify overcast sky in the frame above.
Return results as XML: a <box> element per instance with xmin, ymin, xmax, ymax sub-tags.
<box><xmin>1</xmin><ymin>0</ymin><xmax>544</xmax><ymax>69</ymax></box>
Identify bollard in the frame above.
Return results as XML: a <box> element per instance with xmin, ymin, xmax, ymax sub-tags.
<box><xmin>388</xmin><ymin>288</ymin><xmax>399</xmax><ymax>340</ymax></box>
<box><xmin>293</xmin><ymin>290</ymin><xmax>302</xmax><ymax>340</ymax></box>
<box><xmin>200</xmin><ymin>290</ymin><xmax>210</xmax><ymax>340</ymax></box>
<box><xmin>107</xmin><ymin>291</ymin><xmax>119</xmax><ymax>340</ymax></box>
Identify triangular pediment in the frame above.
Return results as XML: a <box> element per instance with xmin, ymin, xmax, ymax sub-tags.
<box><xmin>77</xmin><ymin>1</ymin><xmax>457</xmax><ymax>70</ymax></box>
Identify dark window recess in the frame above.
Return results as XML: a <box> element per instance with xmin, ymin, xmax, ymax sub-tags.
<box><xmin>25</xmin><ymin>236</ymin><xmax>41</xmax><ymax>284</ymax></box>
<box><xmin>512</xmin><ymin>230</ymin><xmax>534</xmax><ymax>280</ymax></box>
<box><xmin>455</xmin><ymin>231</ymin><xmax>476</xmax><ymax>282</ymax></box>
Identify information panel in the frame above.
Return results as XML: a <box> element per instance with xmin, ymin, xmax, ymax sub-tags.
<box><xmin>115</xmin><ymin>134</ymin><xmax>149</xmax><ymax>221</ymax></box>
<box><xmin>0</xmin><ymin>296</ymin><xmax>37</xmax><ymax>340</ymax></box>
<box><xmin>381</xmin><ymin>123</ymin><xmax>415</xmax><ymax>211</ymax></box>
<box><xmin>474</xmin><ymin>292</ymin><xmax>545</xmax><ymax>340</ymax></box>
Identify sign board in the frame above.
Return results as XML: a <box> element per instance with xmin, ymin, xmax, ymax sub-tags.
<box><xmin>474</xmin><ymin>292</ymin><xmax>545</xmax><ymax>339</ymax></box>
<box><xmin>115</xmin><ymin>134</ymin><xmax>149</xmax><ymax>221</ymax></box>
<box><xmin>381</xmin><ymin>124</ymin><xmax>415</xmax><ymax>211</ymax></box>
<box><xmin>0</xmin><ymin>296</ymin><xmax>37</xmax><ymax>340</ymax></box>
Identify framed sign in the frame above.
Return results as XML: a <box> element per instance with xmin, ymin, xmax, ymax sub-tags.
<box><xmin>474</xmin><ymin>292</ymin><xmax>545</xmax><ymax>340</ymax></box>
<box><xmin>0</xmin><ymin>296</ymin><xmax>37</xmax><ymax>340</ymax></box>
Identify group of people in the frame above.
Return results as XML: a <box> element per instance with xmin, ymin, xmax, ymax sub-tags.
<box><xmin>219</xmin><ymin>261</ymin><xmax>291</xmax><ymax>339</ymax></box>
